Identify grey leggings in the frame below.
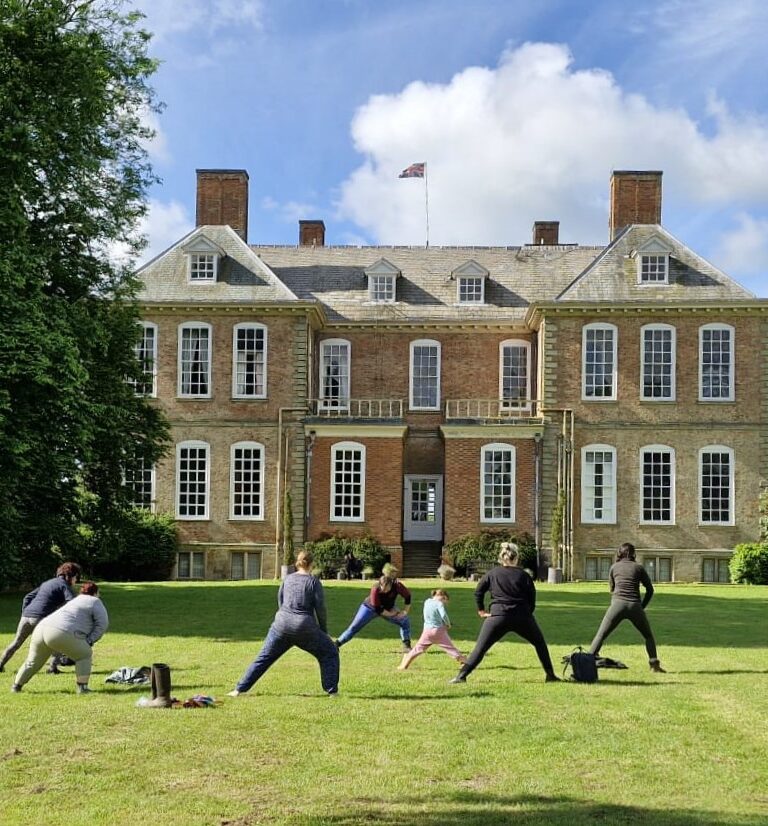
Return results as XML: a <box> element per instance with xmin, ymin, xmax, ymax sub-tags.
<box><xmin>15</xmin><ymin>626</ymin><xmax>92</xmax><ymax>686</ymax></box>
<box><xmin>589</xmin><ymin>599</ymin><xmax>658</xmax><ymax>660</ymax></box>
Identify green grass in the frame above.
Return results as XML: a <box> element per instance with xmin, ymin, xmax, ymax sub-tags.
<box><xmin>1</xmin><ymin>580</ymin><xmax>767</xmax><ymax>826</ymax></box>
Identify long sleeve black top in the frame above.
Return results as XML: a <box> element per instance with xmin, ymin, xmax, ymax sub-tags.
<box><xmin>474</xmin><ymin>565</ymin><xmax>537</xmax><ymax>615</ymax></box>
<box><xmin>609</xmin><ymin>559</ymin><xmax>654</xmax><ymax>608</ymax></box>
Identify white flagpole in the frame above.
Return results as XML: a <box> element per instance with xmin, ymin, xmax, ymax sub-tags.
<box><xmin>424</xmin><ymin>163</ymin><xmax>429</xmax><ymax>248</ymax></box>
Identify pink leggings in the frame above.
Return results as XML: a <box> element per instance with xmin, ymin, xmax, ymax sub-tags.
<box><xmin>401</xmin><ymin>626</ymin><xmax>464</xmax><ymax>668</ymax></box>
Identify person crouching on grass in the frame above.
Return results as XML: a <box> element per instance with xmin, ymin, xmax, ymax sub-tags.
<box><xmin>449</xmin><ymin>542</ymin><xmax>560</xmax><ymax>684</ymax></box>
<box><xmin>335</xmin><ymin>571</ymin><xmax>412</xmax><ymax>653</ymax></box>
<box><xmin>397</xmin><ymin>589</ymin><xmax>466</xmax><ymax>671</ymax></box>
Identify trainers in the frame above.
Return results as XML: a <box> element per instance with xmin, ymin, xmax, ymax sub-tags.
<box><xmin>401</xmin><ymin>642</ymin><xmax>412</xmax><ymax>654</ymax></box>
<box><xmin>227</xmin><ymin>689</ymin><xmax>241</xmax><ymax>697</ymax></box>
<box><xmin>649</xmin><ymin>660</ymin><xmax>666</xmax><ymax>673</ymax></box>
<box><xmin>448</xmin><ymin>675</ymin><xmax>466</xmax><ymax>684</ymax></box>
<box><xmin>76</xmin><ymin>685</ymin><xmax>91</xmax><ymax>694</ymax></box>
<box><xmin>46</xmin><ymin>666</ymin><xmax>61</xmax><ymax>675</ymax></box>
<box><xmin>11</xmin><ymin>684</ymin><xmax>21</xmax><ymax>693</ymax></box>
<box><xmin>545</xmin><ymin>674</ymin><xmax>562</xmax><ymax>683</ymax></box>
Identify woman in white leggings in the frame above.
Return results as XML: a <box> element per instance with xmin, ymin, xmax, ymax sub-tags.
<box><xmin>12</xmin><ymin>581</ymin><xmax>109</xmax><ymax>694</ymax></box>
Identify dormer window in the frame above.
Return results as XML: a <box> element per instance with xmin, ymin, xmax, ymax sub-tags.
<box><xmin>190</xmin><ymin>253</ymin><xmax>217</xmax><ymax>282</ymax></box>
<box><xmin>634</xmin><ymin>235</ymin><xmax>672</xmax><ymax>285</ymax></box>
<box><xmin>181</xmin><ymin>232</ymin><xmax>226</xmax><ymax>284</ymax></box>
<box><xmin>365</xmin><ymin>258</ymin><xmax>400</xmax><ymax>303</ymax></box>
<box><xmin>452</xmin><ymin>260</ymin><xmax>489</xmax><ymax>305</ymax></box>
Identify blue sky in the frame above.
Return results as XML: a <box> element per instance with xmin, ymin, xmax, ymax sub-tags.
<box><xmin>131</xmin><ymin>0</ymin><xmax>768</xmax><ymax>296</ymax></box>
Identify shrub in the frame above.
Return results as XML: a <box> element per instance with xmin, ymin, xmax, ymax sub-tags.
<box><xmin>729</xmin><ymin>543</ymin><xmax>768</xmax><ymax>585</ymax></box>
<box><xmin>444</xmin><ymin>530</ymin><xmax>537</xmax><ymax>577</ymax></box>
<box><xmin>90</xmin><ymin>509</ymin><xmax>178</xmax><ymax>581</ymax></box>
<box><xmin>303</xmin><ymin>533</ymin><xmax>388</xmax><ymax>579</ymax></box>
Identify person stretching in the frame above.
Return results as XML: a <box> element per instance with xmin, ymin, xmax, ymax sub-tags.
<box><xmin>336</xmin><ymin>573</ymin><xmax>412</xmax><ymax>653</ymax></box>
<box><xmin>449</xmin><ymin>542</ymin><xmax>559</xmax><ymax>684</ymax></box>
<box><xmin>228</xmin><ymin>550</ymin><xmax>339</xmax><ymax>697</ymax></box>
<box><xmin>588</xmin><ymin>542</ymin><xmax>665</xmax><ymax>673</ymax></box>
<box><xmin>398</xmin><ymin>589</ymin><xmax>466</xmax><ymax>671</ymax></box>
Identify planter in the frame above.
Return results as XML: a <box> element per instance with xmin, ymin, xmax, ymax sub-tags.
<box><xmin>437</xmin><ymin>564</ymin><xmax>456</xmax><ymax>581</ymax></box>
<box><xmin>547</xmin><ymin>566</ymin><xmax>563</xmax><ymax>584</ymax></box>
<box><xmin>280</xmin><ymin>564</ymin><xmax>296</xmax><ymax>579</ymax></box>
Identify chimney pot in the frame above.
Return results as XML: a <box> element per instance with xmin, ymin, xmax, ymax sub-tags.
<box><xmin>299</xmin><ymin>220</ymin><xmax>325</xmax><ymax>247</ymax></box>
<box><xmin>609</xmin><ymin>170</ymin><xmax>662</xmax><ymax>239</ymax></box>
<box><xmin>532</xmin><ymin>221</ymin><xmax>559</xmax><ymax>245</ymax></box>
<box><xmin>195</xmin><ymin>169</ymin><xmax>249</xmax><ymax>242</ymax></box>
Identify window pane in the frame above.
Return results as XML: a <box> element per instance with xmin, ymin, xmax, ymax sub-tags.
<box><xmin>482</xmin><ymin>446</ymin><xmax>514</xmax><ymax>521</ymax></box>
<box><xmin>190</xmin><ymin>253</ymin><xmax>216</xmax><ymax>280</ymax></box>
<box><xmin>411</xmin><ymin>344</ymin><xmax>439</xmax><ymax>408</ymax></box>
<box><xmin>701</xmin><ymin>450</ymin><xmax>731</xmax><ymax>523</ymax></box>
<box><xmin>192</xmin><ymin>552</ymin><xmax>205</xmax><ymax>578</ymax></box>
<box><xmin>246</xmin><ymin>554</ymin><xmax>260</xmax><ymax>579</ymax></box>
<box><xmin>459</xmin><ymin>277</ymin><xmax>483</xmax><ymax>303</ymax></box>
<box><xmin>131</xmin><ymin>325</ymin><xmax>156</xmax><ymax>396</ymax></box>
<box><xmin>584</xmin><ymin>328</ymin><xmax>615</xmax><ymax>398</ymax></box>
<box><xmin>321</xmin><ymin>343</ymin><xmax>350</xmax><ymax>408</ymax></box>
<box><xmin>232</xmin><ymin>444</ymin><xmax>263</xmax><ymax>518</ymax></box>
<box><xmin>124</xmin><ymin>457</ymin><xmax>154</xmax><ymax>510</ymax></box>
<box><xmin>641</xmin><ymin>255</ymin><xmax>667</xmax><ymax>282</ymax></box>
<box><xmin>502</xmin><ymin>345</ymin><xmax>528</xmax><ymax>406</ymax></box>
<box><xmin>642</xmin><ymin>328</ymin><xmax>673</xmax><ymax>399</ymax></box>
<box><xmin>177</xmin><ymin>553</ymin><xmax>191</xmax><ymax>579</ymax></box>
<box><xmin>642</xmin><ymin>449</ymin><xmax>673</xmax><ymax>522</ymax></box>
<box><xmin>231</xmin><ymin>552</ymin><xmax>245</xmax><ymax>580</ymax></box>
<box><xmin>583</xmin><ymin>449</ymin><xmax>615</xmax><ymax>522</ymax></box>
<box><xmin>181</xmin><ymin>327</ymin><xmax>210</xmax><ymax>395</ymax></box>
<box><xmin>178</xmin><ymin>445</ymin><xmax>208</xmax><ymax>517</ymax></box>
<box><xmin>332</xmin><ymin>446</ymin><xmax>363</xmax><ymax>519</ymax></box>
<box><xmin>235</xmin><ymin>327</ymin><xmax>265</xmax><ymax>396</ymax></box>
<box><xmin>701</xmin><ymin>328</ymin><xmax>732</xmax><ymax>399</ymax></box>
<box><xmin>370</xmin><ymin>275</ymin><xmax>395</xmax><ymax>302</ymax></box>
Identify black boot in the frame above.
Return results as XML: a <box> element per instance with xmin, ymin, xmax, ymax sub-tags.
<box><xmin>146</xmin><ymin>663</ymin><xmax>173</xmax><ymax>708</ymax></box>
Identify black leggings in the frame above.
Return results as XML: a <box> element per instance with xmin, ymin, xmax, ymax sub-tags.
<box><xmin>460</xmin><ymin>611</ymin><xmax>555</xmax><ymax>678</ymax></box>
<box><xmin>589</xmin><ymin>599</ymin><xmax>658</xmax><ymax>660</ymax></box>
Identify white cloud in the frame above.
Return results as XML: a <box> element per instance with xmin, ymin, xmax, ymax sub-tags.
<box><xmin>138</xmin><ymin>199</ymin><xmax>193</xmax><ymax>265</ymax></box>
<box><xmin>139</xmin><ymin>106</ymin><xmax>170</xmax><ymax>163</ymax></box>
<box><xmin>130</xmin><ymin>0</ymin><xmax>263</xmax><ymax>42</ymax></box>
<box><xmin>261</xmin><ymin>196</ymin><xmax>319</xmax><ymax>224</ymax></box>
<box><xmin>713</xmin><ymin>212</ymin><xmax>768</xmax><ymax>278</ymax></box>
<box><xmin>337</xmin><ymin>42</ymin><xmax>768</xmax><ymax>247</ymax></box>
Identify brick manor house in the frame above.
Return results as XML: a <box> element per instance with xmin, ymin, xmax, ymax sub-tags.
<box><xmin>132</xmin><ymin>169</ymin><xmax>768</xmax><ymax>582</ymax></box>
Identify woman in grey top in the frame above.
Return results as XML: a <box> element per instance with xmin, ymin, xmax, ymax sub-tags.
<box><xmin>588</xmin><ymin>543</ymin><xmax>665</xmax><ymax>673</ymax></box>
<box><xmin>11</xmin><ymin>581</ymin><xmax>109</xmax><ymax>694</ymax></box>
<box><xmin>228</xmin><ymin>549</ymin><xmax>339</xmax><ymax>697</ymax></box>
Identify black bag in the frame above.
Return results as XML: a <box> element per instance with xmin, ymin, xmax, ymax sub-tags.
<box><xmin>563</xmin><ymin>647</ymin><xmax>598</xmax><ymax>683</ymax></box>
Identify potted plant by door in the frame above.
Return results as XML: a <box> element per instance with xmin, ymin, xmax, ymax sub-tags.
<box><xmin>280</xmin><ymin>491</ymin><xmax>296</xmax><ymax>579</ymax></box>
<box><xmin>548</xmin><ymin>491</ymin><xmax>565</xmax><ymax>584</ymax></box>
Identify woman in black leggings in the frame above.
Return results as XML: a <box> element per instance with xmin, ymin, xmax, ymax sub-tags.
<box><xmin>449</xmin><ymin>543</ymin><xmax>559</xmax><ymax>684</ymax></box>
<box><xmin>588</xmin><ymin>542</ymin><xmax>665</xmax><ymax>672</ymax></box>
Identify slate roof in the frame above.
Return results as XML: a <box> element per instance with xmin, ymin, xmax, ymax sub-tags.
<box><xmin>256</xmin><ymin>243</ymin><xmax>601</xmax><ymax>323</ymax></box>
<box><xmin>136</xmin><ymin>225</ymin><xmax>298</xmax><ymax>304</ymax></box>
<box><xmin>557</xmin><ymin>225</ymin><xmax>755</xmax><ymax>302</ymax></box>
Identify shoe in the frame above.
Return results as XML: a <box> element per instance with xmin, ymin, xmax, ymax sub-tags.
<box><xmin>227</xmin><ymin>689</ymin><xmax>241</xmax><ymax>697</ymax></box>
<box><xmin>46</xmin><ymin>666</ymin><xmax>61</xmax><ymax>675</ymax></box>
<box><xmin>76</xmin><ymin>684</ymin><xmax>91</xmax><ymax>694</ymax></box>
<box><xmin>11</xmin><ymin>684</ymin><xmax>21</xmax><ymax>693</ymax></box>
<box><xmin>401</xmin><ymin>642</ymin><xmax>412</xmax><ymax>653</ymax></box>
<box><xmin>649</xmin><ymin>660</ymin><xmax>666</xmax><ymax>673</ymax></box>
<box><xmin>545</xmin><ymin>674</ymin><xmax>562</xmax><ymax>683</ymax></box>
<box><xmin>327</xmin><ymin>689</ymin><xmax>338</xmax><ymax>697</ymax></box>
<box><xmin>0</xmin><ymin>664</ymin><xmax>5</xmax><ymax>673</ymax></box>
<box><xmin>448</xmin><ymin>675</ymin><xmax>466</xmax><ymax>684</ymax></box>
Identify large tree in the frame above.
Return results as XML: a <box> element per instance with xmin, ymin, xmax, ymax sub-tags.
<box><xmin>0</xmin><ymin>0</ymin><xmax>169</xmax><ymax>585</ymax></box>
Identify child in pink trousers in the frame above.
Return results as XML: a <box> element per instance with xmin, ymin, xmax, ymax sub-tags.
<box><xmin>398</xmin><ymin>589</ymin><xmax>466</xmax><ymax>670</ymax></box>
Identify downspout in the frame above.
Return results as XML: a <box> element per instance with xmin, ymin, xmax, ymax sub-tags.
<box><xmin>533</xmin><ymin>431</ymin><xmax>542</xmax><ymax>576</ymax></box>
<box><xmin>568</xmin><ymin>408</ymin><xmax>575</xmax><ymax>581</ymax></box>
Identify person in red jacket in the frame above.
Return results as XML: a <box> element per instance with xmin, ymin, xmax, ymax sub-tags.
<box><xmin>335</xmin><ymin>573</ymin><xmax>412</xmax><ymax>652</ymax></box>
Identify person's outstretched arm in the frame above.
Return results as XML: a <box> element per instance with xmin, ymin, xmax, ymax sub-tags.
<box><xmin>313</xmin><ymin>579</ymin><xmax>328</xmax><ymax>632</ymax></box>
<box><xmin>640</xmin><ymin>569</ymin><xmax>654</xmax><ymax>609</ymax></box>
<box><xmin>474</xmin><ymin>574</ymin><xmax>491</xmax><ymax>616</ymax></box>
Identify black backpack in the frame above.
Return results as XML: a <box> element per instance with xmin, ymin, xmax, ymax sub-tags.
<box><xmin>563</xmin><ymin>647</ymin><xmax>598</xmax><ymax>683</ymax></box>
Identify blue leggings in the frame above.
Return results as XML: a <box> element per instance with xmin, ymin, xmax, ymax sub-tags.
<box><xmin>337</xmin><ymin>603</ymin><xmax>411</xmax><ymax>647</ymax></box>
<box><xmin>235</xmin><ymin>623</ymin><xmax>339</xmax><ymax>694</ymax></box>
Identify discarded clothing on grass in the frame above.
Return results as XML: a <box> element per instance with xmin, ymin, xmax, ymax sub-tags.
<box><xmin>105</xmin><ymin>666</ymin><xmax>151</xmax><ymax>685</ymax></box>
<box><xmin>174</xmin><ymin>694</ymin><xmax>221</xmax><ymax>709</ymax></box>
<box><xmin>561</xmin><ymin>654</ymin><xmax>627</xmax><ymax>669</ymax></box>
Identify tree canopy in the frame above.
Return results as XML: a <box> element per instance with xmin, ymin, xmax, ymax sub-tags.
<box><xmin>0</xmin><ymin>0</ymin><xmax>169</xmax><ymax>586</ymax></box>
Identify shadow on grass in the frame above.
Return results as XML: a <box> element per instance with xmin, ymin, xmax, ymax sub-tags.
<box><xmin>254</xmin><ymin>791</ymin><xmax>768</xmax><ymax>826</ymax></box>
<box><xmin>351</xmin><ymin>691</ymin><xmax>494</xmax><ymax>701</ymax></box>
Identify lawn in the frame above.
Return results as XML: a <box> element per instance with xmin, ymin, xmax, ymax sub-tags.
<box><xmin>1</xmin><ymin>579</ymin><xmax>767</xmax><ymax>826</ymax></box>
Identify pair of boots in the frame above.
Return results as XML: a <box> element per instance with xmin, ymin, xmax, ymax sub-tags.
<box><xmin>146</xmin><ymin>663</ymin><xmax>174</xmax><ymax>707</ymax></box>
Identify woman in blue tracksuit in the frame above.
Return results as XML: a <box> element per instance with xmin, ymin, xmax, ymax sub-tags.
<box><xmin>228</xmin><ymin>549</ymin><xmax>339</xmax><ymax>696</ymax></box>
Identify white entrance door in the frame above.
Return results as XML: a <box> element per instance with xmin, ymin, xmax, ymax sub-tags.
<box><xmin>403</xmin><ymin>475</ymin><xmax>443</xmax><ymax>542</ymax></box>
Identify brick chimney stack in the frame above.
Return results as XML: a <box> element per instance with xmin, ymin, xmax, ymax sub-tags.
<box><xmin>532</xmin><ymin>221</ymin><xmax>559</xmax><ymax>245</ymax></box>
<box><xmin>299</xmin><ymin>220</ymin><xmax>325</xmax><ymax>247</ymax></box>
<box><xmin>609</xmin><ymin>170</ymin><xmax>662</xmax><ymax>239</ymax></box>
<box><xmin>195</xmin><ymin>169</ymin><xmax>249</xmax><ymax>242</ymax></box>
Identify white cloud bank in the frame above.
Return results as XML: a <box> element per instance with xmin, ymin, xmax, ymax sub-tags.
<box><xmin>137</xmin><ymin>199</ymin><xmax>192</xmax><ymax>266</ymax></box>
<box><xmin>338</xmin><ymin>42</ymin><xmax>768</xmax><ymax>248</ymax></box>
<box><xmin>130</xmin><ymin>0</ymin><xmax>264</xmax><ymax>42</ymax></box>
<box><xmin>714</xmin><ymin>212</ymin><xmax>768</xmax><ymax>278</ymax></box>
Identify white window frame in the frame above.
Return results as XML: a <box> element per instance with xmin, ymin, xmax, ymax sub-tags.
<box><xmin>499</xmin><ymin>339</ymin><xmax>531</xmax><ymax>411</ymax></box>
<box><xmin>177</xmin><ymin>551</ymin><xmax>206</xmax><ymax>579</ymax></box>
<box><xmin>368</xmin><ymin>274</ymin><xmax>396</xmax><ymax>303</ymax></box>
<box><xmin>232</xmin><ymin>323</ymin><xmax>267</xmax><ymax>399</ymax></box>
<box><xmin>457</xmin><ymin>276</ymin><xmax>485</xmax><ymax>304</ymax></box>
<box><xmin>230</xmin><ymin>441</ymin><xmax>265</xmax><ymax>521</ymax></box>
<box><xmin>638</xmin><ymin>253</ymin><xmax>669</xmax><ymax>284</ymax></box>
<box><xmin>480</xmin><ymin>443</ymin><xmax>516</xmax><ymax>523</ymax></box>
<box><xmin>409</xmin><ymin>339</ymin><xmax>441</xmax><ymax>411</ymax></box>
<box><xmin>582</xmin><ymin>323</ymin><xmax>618</xmax><ymax>401</ymax></box>
<box><xmin>188</xmin><ymin>252</ymin><xmax>218</xmax><ymax>283</ymax></box>
<box><xmin>642</xmin><ymin>556</ymin><xmax>673</xmax><ymax>583</ymax></box>
<box><xmin>319</xmin><ymin>339</ymin><xmax>351</xmax><ymax>411</ymax></box>
<box><xmin>330</xmin><ymin>441</ymin><xmax>366</xmax><ymax>522</ymax></box>
<box><xmin>231</xmin><ymin>551</ymin><xmax>261</xmax><ymax>580</ymax></box>
<box><xmin>131</xmin><ymin>321</ymin><xmax>157</xmax><ymax>397</ymax></box>
<box><xmin>702</xmin><ymin>557</ymin><xmax>731</xmax><ymax>583</ymax></box>
<box><xmin>640</xmin><ymin>323</ymin><xmax>676</xmax><ymax>401</ymax></box>
<box><xmin>585</xmin><ymin>555</ymin><xmax>613</xmax><ymax>581</ymax></box>
<box><xmin>699</xmin><ymin>323</ymin><xmax>735</xmax><ymax>402</ymax></box>
<box><xmin>123</xmin><ymin>457</ymin><xmax>156</xmax><ymax>512</ymax></box>
<box><xmin>699</xmin><ymin>445</ymin><xmax>735</xmax><ymax>526</ymax></box>
<box><xmin>176</xmin><ymin>440</ymin><xmax>210</xmax><ymax>520</ymax></box>
<box><xmin>178</xmin><ymin>322</ymin><xmax>212</xmax><ymax>398</ymax></box>
<box><xmin>639</xmin><ymin>445</ymin><xmax>675</xmax><ymax>525</ymax></box>
<box><xmin>580</xmin><ymin>444</ymin><xmax>617</xmax><ymax>524</ymax></box>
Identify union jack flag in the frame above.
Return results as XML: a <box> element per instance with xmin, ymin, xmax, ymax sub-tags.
<box><xmin>398</xmin><ymin>162</ymin><xmax>426</xmax><ymax>179</ymax></box>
